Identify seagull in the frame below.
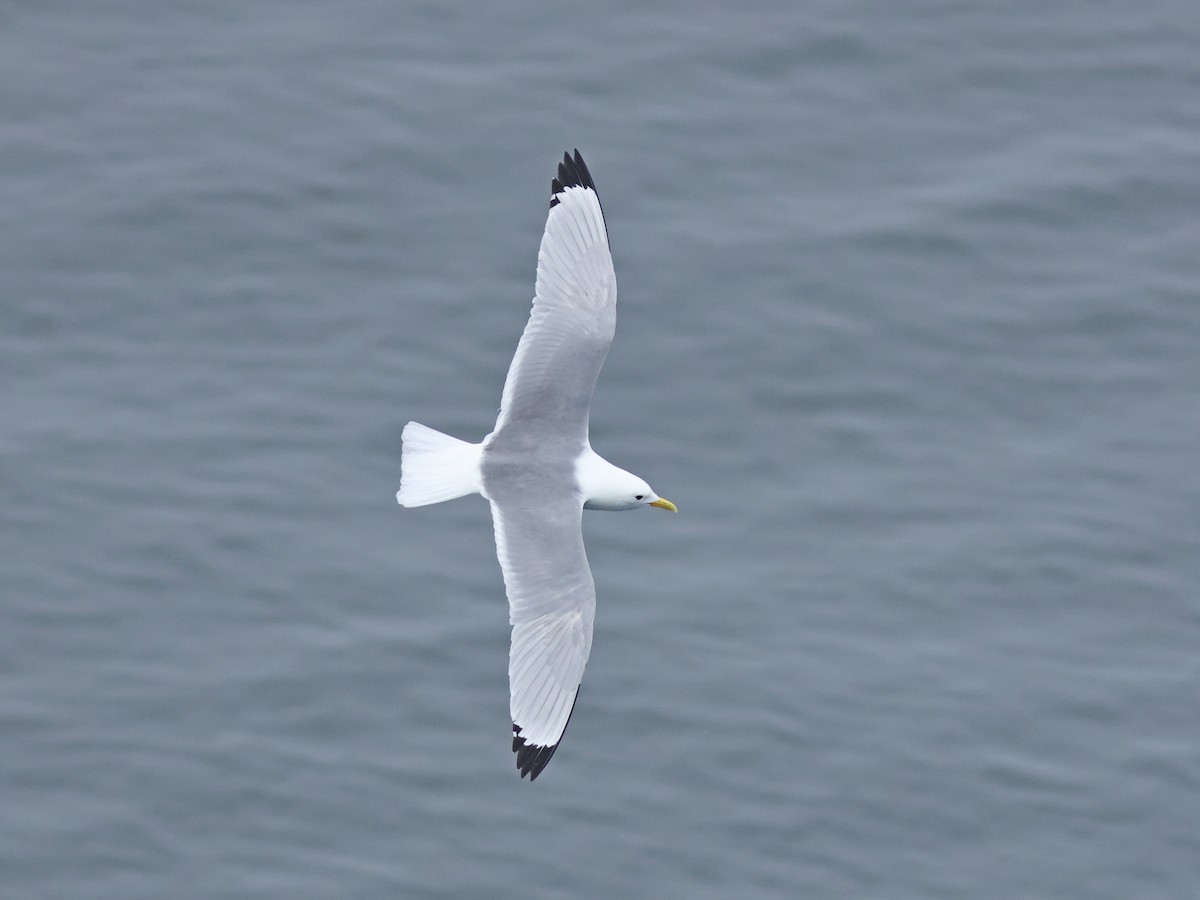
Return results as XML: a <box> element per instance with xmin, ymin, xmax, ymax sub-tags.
<box><xmin>396</xmin><ymin>150</ymin><xmax>676</xmax><ymax>781</ymax></box>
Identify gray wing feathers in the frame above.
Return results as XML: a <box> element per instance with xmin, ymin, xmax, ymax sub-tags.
<box><xmin>490</xmin><ymin>492</ymin><xmax>595</xmax><ymax>751</ymax></box>
<box><xmin>493</xmin><ymin>182</ymin><xmax>616</xmax><ymax>440</ymax></box>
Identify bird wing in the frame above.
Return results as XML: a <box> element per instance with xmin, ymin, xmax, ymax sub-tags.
<box><xmin>489</xmin><ymin>487</ymin><xmax>595</xmax><ymax>781</ymax></box>
<box><xmin>491</xmin><ymin>151</ymin><xmax>617</xmax><ymax>443</ymax></box>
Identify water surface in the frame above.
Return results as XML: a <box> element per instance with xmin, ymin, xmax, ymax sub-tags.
<box><xmin>3</xmin><ymin>2</ymin><xmax>1199</xmax><ymax>897</ymax></box>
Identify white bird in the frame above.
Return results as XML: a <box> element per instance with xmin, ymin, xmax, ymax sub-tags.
<box><xmin>396</xmin><ymin>150</ymin><xmax>676</xmax><ymax>781</ymax></box>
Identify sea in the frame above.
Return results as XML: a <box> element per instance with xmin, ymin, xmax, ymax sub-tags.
<box><xmin>3</xmin><ymin>2</ymin><xmax>1198</xmax><ymax>897</ymax></box>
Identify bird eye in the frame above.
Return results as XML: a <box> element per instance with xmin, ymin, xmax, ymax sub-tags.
<box><xmin>635</xmin><ymin>495</ymin><xmax>644</xmax><ymax>500</ymax></box>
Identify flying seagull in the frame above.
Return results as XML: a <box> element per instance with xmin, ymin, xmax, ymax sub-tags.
<box><xmin>396</xmin><ymin>150</ymin><xmax>676</xmax><ymax>781</ymax></box>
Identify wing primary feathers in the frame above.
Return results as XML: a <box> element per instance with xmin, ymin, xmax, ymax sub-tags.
<box><xmin>512</xmin><ymin>690</ymin><xmax>581</xmax><ymax>782</ymax></box>
<box><xmin>558</xmin><ymin>149</ymin><xmax>596</xmax><ymax>192</ymax></box>
<box><xmin>549</xmin><ymin>149</ymin><xmax>598</xmax><ymax>208</ymax></box>
<box><xmin>547</xmin><ymin>149</ymin><xmax>609</xmax><ymax>244</ymax></box>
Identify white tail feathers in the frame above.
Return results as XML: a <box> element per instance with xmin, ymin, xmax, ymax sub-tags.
<box><xmin>396</xmin><ymin>422</ymin><xmax>483</xmax><ymax>507</ymax></box>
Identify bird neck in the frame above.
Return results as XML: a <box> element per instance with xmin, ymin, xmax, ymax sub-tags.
<box><xmin>575</xmin><ymin>447</ymin><xmax>636</xmax><ymax>510</ymax></box>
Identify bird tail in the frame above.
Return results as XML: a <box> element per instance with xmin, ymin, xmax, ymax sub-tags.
<box><xmin>396</xmin><ymin>422</ymin><xmax>483</xmax><ymax>507</ymax></box>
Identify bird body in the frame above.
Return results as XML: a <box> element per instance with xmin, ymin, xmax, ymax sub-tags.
<box><xmin>397</xmin><ymin>151</ymin><xmax>675</xmax><ymax>780</ymax></box>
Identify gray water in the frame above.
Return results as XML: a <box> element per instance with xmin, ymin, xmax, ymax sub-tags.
<box><xmin>3</xmin><ymin>2</ymin><xmax>1199</xmax><ymax>897</ymax></box>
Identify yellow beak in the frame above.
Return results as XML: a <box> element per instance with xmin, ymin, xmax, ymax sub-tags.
<box><xmin>649</xmin><ymin>497</ymin><xmax>678</xmax><ymax>513</ymax></box>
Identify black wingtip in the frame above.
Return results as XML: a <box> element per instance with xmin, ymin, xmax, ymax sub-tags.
<box><xmin>511</xmin><ymin>692</ymin><xmax>581</xmax><ymax>782</ymax></box>
<box><xmin>513</xmin><ymin>731</ymin><xmax>561</xmax><ymax>782</ymax></box>
<box><xmin>548</xmin><ymin>149</ymin><xmax>597</xmax><ymax>208</ymax></box>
